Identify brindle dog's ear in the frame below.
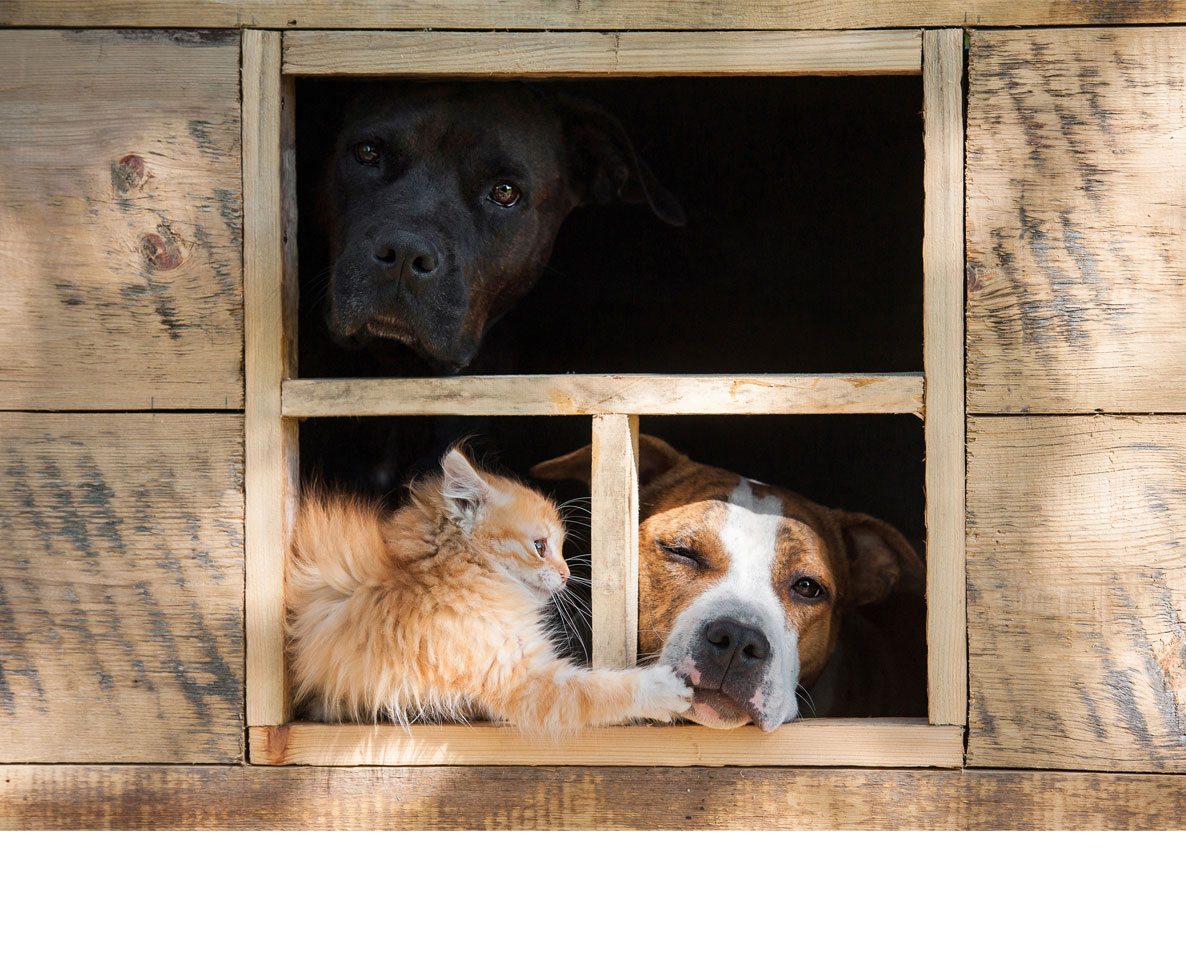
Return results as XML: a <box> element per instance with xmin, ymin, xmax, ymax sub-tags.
<box><xmin>531</xmin><ymin>434</ymin><xmax>686</xmax><ymax>488</ymax></box>
<box><xmin>835</xmin><ymin>512</ymin><xmax>926</xmax><ymax>606</ymax></box>
<box><xmin>558</xmin><ymin>96</ymin><xmax>686</xmax><ymax>227</ymax></box>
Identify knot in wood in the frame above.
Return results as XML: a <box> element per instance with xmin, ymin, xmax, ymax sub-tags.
<box><xmin>111</xmin><ymin>153</ymin><xmax>147</xmax><ymax>195</ymax></box>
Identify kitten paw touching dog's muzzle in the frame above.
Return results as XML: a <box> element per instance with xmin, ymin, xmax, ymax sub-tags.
<box><xmin>319</xmin><ymin>82</ymin><xmax>684</xmax><ymax>371</ymax></box>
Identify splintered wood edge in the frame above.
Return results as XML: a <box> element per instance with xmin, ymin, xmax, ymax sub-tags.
<box><xmin>590</xmin><ymin>415</ymin><xmax>639</xmax><ymax>668</ymax></box>
<box><xmin>922</xmin><ymin>29</ymin><xmax>967</xmax><ymax>726</ymax></box>
<box><xmin>282</xmin><ymin>374</ymin><xmax>925</xmax><ymax>417</ymax></box>
<box><xmin>244</xmin><ymin>31</ymin><xmax>294</xmax><ymax>726</ymax></box>
<box><xmin>250</xmin><ymin>720</ymin><xmax>964</xmax><ymax>767</ymax></box>
<box><xmin>283</xmin><ymin>29</ymin><xmax>923</xmax><ymax>77</ymax></box>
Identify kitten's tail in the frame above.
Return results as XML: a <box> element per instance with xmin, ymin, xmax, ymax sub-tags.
<box><xmin>286</xmin><ymin>492</ymin><xmax>395</xmax><ymax>610</ymax></box>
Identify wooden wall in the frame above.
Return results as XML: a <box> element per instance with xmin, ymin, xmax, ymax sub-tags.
<box><xmin>966</xmin><ymin>29</ymin><xmax>1186</xmax><ymax>772</ymax></box>
<box><xmin>0</xmin><ymin>31</ymin><xmax>245</xmax><ymax>763</ymax></box>
<box><xmin>2</xmin><ymin>15</ymin><xmax>1186</xmax><ymax>826</ymax></box>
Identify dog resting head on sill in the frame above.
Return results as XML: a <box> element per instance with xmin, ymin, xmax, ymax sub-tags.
<box><xmin>533</xmin><ymin>435</ymin><xmax>927</xmax><ymax>731</ymax></box>
<box><xmin>314</xmin><ymin>82</ymin><xmax>684</xmax><ymax>373</ymax></box>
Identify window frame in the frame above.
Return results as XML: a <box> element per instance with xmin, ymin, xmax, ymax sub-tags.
<box><xmin>243</xmin><ymin>27</ymin><xmax>967</xmax><ymax>767</ymax></box>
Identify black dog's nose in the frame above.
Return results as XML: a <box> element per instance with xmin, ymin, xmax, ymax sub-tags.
<box><xmin>704</xmin><ymin>619</ymin><xmax>771</xmax><ymax>665</ymax></box>
<box><xmin>372</xmin><ymin>233</ymin><xmax>440</xmax><ymax>278</ymax></box>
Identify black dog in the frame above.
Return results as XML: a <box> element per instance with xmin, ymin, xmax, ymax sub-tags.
<box><xmin>312</xmin><ymin>82</ymin><xmax>684</xmax><ymax>373</ymax></box>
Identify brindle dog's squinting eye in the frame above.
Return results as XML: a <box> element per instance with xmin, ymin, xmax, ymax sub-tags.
<box><xmin>792</xmin><ymin>577</ymin><xmax>824</xmax><ymax>599</ymax></box>
<box><xmin>534</xmin><ymin>539</ymin><xmax>547</xmax><ymax>557</ymax></box>
<box><xmin>353</xmin><ymin>142</ymin><xmax>381</xmax><ymax>165</ymax></box>
<box><xmin>658</xmin><ymin>541</ymin><xmax>701</xmax><ymax>567</ymax></box>
<box><xmin>489</xmin><ymin>183</ymin><xmax>522</xmax><ymax>207</ymax></box>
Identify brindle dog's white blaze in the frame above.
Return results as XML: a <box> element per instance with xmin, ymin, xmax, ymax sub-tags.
<box><xmin>658</xmin><ymin>479</ymin><xmax>800</xmax><ymax>729</ymax></box>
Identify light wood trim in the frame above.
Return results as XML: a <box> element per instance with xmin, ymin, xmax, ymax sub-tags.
<box><xmin>590</xmin><ymin>415</ymin><xmax>639</xmax><ymax>668</ymax></box>
<box><xmin>283</xmin><ymin>29</ymin><xmax>922</xmax><ymax>77</ymax></box>
<box><xmin>244</xmin><ymin>31</ymin><xmax>294</xmax><ymax>726</ymax></box>
<box><xmin>922</xmin><ymin>29</ymin><xmax>966</xmax><ymax>726</ymax></box>
<box><xmin>282</xmin><ymin>373</ymin><xmax>924</xmax><ymax>418</ymax></box>
<box><xmin>5</xmin><ymin>3</ymin><xmax>1186</xmax><ymax>30</ymax></box>
<box><xmin>249</xmin><ymin>719</ymin><xmax>963</xmax><ymax>767</ymax></box>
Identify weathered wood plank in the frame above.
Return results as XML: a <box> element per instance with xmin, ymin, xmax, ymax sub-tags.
<box><xmin>7</xmin><ymin>765</ymin><xmax>1186</xmax><ymax>830</ymax></box>
<box><xmin>3</xmin><ymin>2</ymin><xmax>1185</xmax><ymax>30</ymax></box>
<box><xmin>967</xmin><ymin>416</ymin><xmax>1186</xmax><ymax>771</ymax></box>
<box><xmin>967</xmin><ymin>28</ymin><xmax>1186</xmax><ymax>413</ymax></box>
<box><xmin>283</xmin><ymin>30</ymin><xmax>922</xmax><ymax>77</ymax></box>
<box><xmin>249</xmin><ymin>720</ymin><xmax>963</xmax><ymax>767</ymax></box>
<box><xmin>243</xmin><ymin>31</ymin><xmax>297</xmax><ymax>727</ymax></box>
<box><xmin>0</xmin><ymin>30</ymin><xmax>243</xmax><ymax>411</ymax></box>
<box><xmin>282</xmin><ymin>374</ymin><xmax>925</xmax><ymax>417</ymax></box>
<box><xmin>590</xmin><ymin>415</ymin><xmax>639</xmax><ymax>668</ymax></box>
<box><xmin>922</xmin><ymin>29</ymin><xmax>966</xmax><ymax>725</ymax></box>
<box><xmin>0</xmin><ymin>414</ymin><xmax>244</xmax><ymax>762</ymax></box>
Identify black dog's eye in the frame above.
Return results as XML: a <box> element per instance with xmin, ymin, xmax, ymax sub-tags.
<box><xmin>791</xmin><ymin>577</ymin><xmax>824</xmax><ymax>600</ymax></box>
<box><xmin>353</xmin><ymin>142</ymin><xmax>381</xmax><ymax>166</ymax></box>
<box><xmin>489</xmin><ymin>182</ymin><xmax>522</xmax><ymax>207</ymax></box>
<box><xmin>658</xmin><ymin>541</ymin><xmax>701</xmax><ymax>567</ymax></box>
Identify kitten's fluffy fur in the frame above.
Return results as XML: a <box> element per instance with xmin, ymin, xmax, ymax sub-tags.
<box><xmin>286</xmin><ymin>448</ymin><xmax>693</xmax><ymax>733</ymax></box>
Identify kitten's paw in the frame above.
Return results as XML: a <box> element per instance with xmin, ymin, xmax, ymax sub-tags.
<box><xmin>635</xmin><ymin>665</ymin><xmax>695</xmax><ymax>722</ymax></box>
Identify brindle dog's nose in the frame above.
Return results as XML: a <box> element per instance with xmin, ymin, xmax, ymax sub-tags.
<box><xmin>704</xmin><ymin>618</ymin><xmax>771</xmax><ymax>666</ymax></box>
<box><xmin>373</xmin><ymin>232</ymin><xmax>440</xmax><ymax>280</ymax></box>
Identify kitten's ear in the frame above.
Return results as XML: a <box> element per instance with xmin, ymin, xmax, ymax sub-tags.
<box><xmin>440</xmin><ymin>448</ymin><xmax>493</xmax><ymax>528</ymax></box>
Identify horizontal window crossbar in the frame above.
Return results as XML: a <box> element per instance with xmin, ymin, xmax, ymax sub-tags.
<box><xmin>282</xmin><ymin>373</ymin><xmax>924</xmax><ymax>418</ymax></box>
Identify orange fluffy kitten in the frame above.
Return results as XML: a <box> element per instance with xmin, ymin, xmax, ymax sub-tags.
<box><xmin>286</xmin><ymin>447</ymin><xmax>692</xmax><ymax>733</ymax></box>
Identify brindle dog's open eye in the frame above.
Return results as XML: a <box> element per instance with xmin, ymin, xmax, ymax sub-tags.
<box><xmin>792</xmin><ymin>577</ymin><xmax>824</xmax><ymax>599</ymax></box>
<box><xmin>489</xmin><ymin>183</ymin><xmax>522</xmax><ymax>207</ymax></box>
<box><xmin>353</xmin><ymin>142</ymin><xmax>380</xmax><ymax>165</ymax></box>
<box><xmin>534</xmin><ymin>538</ymin><xmax>547</xmax><ymax>557</ymax></box>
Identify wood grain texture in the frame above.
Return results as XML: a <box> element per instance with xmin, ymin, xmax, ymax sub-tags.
<box><xmin>249</xmin><ymin>720</ymin><xmax>963</xmax><ymax>767</ymax></box>
<box><xmin>283</xmin><ymin>29</ymin><xmax>922</xmax><ymax>77</ymax></box>
<box><xmin>922</xmin><ymin>29</ymin><xmax>966</xmax><ymax>726</ymax></box>
<box><xmin>0</xmin><ymin>414</ymin><xmax>244</xmax><ymax>763</ymax></box>
<box><xmin>590</xmin><ymin>414</ymin><xmax>639</xmax><ymax>668</ymax></box>
<box><xmin>3</xmin><ymin>2</ymin><xmax>1185</xmax><ymax>29</ymax></box>
<box><xmin>967</xmin><ymin>28</ymin><xmax>1186</xmax><ymax>413</ymax></box>
<box><xmin>0</xmin><ymin>30</ymin><xmax>243</xmax><ymax>411</ymax></box>
<box><xmin>7</xmin><ymin>765</ymin><xmax>1186</xmax><ymax>830</ymax></box>
<box><xmin>967</xmin><ymin>416</ymin><xmax>1186</xmax><ymax>771</ymax></box>
<box><xmin>282</xmin><ymin>374</ymin><xmax>924</xmax><ymax>417</ymax></box>
<box><xmin>243</xmin><ymin>31</ymin><xmax>296</xmax><ymax>726</ymax></box>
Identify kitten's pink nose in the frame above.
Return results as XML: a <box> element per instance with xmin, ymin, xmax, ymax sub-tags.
<box><xmin>559</xmin><ymin>562</ymin><xmax>570</xmax><ymax>585</ymax></box>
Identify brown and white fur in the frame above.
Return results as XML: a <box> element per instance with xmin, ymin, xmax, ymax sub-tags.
<box><xmin>533</xmin><ymin>435</ymin><xmax>925</xmax><ymax>731</ymax></box>
<box><xmin>285</xmin><ymin>447</ymin><xmax>693</xmax><ymax>734</ymax></box>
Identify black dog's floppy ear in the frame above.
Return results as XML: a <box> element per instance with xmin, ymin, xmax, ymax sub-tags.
<box><xmin>531</xmin><ymin>435</ymin><xmax>686</xmax><ymax>488</ymax></box>
<box><xmin>835</xmin><ymin>511</ymin><xmax>926</xmax><ymax>607</ymax></box>
<box><xmin>558</xmin><ymin>97</ymin><xmax>686</xmax><ymax>227</ymax></box>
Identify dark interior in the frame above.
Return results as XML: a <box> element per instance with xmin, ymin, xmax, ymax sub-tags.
<box><xmin>294</xmin><ymin>75</ymin><xmax>926</xmax><ymax>705</ymax></box>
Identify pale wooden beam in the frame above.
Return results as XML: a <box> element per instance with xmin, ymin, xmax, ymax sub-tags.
<box><xmin>244</xmin><ymin>31</ymin><xmax>298</xmax><ymax>726</ymax></box>
<box><xmin>923</xmin><ymin>28</ymin><xmax>967</xmax><ymax>727</ymax></box>
<box><xmin>248</xmin><ymin>720</ymin><xmax>964</xmax><ymax>767</ymax></box>
<box><xmin>283</xmin><ymin>29</ymin><xmax>922</xmax><ymax>77</ymax></box>
<box><xmin>282</xmin><ymin>373</ymin><xmax>924</xmax><ymax>418</ymax></box>
<box><xmin>590</xmin><ymin>414</ymin><xmax>639</xmax><ymax>669</ymax></box>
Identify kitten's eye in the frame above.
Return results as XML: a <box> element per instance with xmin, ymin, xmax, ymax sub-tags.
<box><xmin>353</xmin><ymin>142</ymin><xmax>380</xmax><ymax>165</ymax></box>
<box><xmin>533</xmin><ymin>538</ymin><xmax>547</xmax><ymax>557</ymax></box>
<box><xmin>658</xmin><ymin>540</ymin><xmax>701</xmax><ymax>568</ymax></box>
<box><xmin>489</xmin><ymin>182</ymin><xmax>521</xmax><ymax>207</ymax></box>
<box><xmin>792</xmin><ymin>577</ymin><xmax>825</xmax><ymax>600</ymax></box>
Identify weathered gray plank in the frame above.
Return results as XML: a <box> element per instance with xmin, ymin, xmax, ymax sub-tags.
<box><xmin>2</xmin><ymin>1</ymin><xmax>1186</xmax><ymax>29</ymax></box>
<box><xmin>0</xmin><ymin>30</ymin><xmax>243</xmax><ymax>410</ymax></box>
<box><xmin>967</xmin><ymin>416</ymin><xmax>1186</xmax><ymax>771</ymax></box>
<box><xmin>5</xmin><ymin>765</ymin><xmax>1186</xmax><ymax>829</ymax></box>
<box><xmin>0</xmin><ymin>413</ymin><xmax>244</xmax><ymax>762</ymax></box>
<box><xmin>967</xmin><ymin>28</ymin><xmax>1186</xmax><ymax>413</ymax></box>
